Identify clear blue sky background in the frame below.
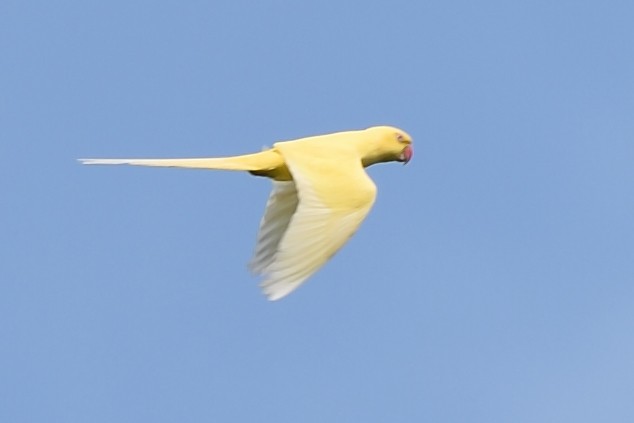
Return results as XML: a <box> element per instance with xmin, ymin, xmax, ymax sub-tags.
<box><xmin>2</xmin><ymin>1</ymin><xmax>633</xmax><ymax>421</ymax></box>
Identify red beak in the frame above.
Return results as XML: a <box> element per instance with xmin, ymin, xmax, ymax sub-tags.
<box><xmin>401</xmin><ymin>145</ymin><xmax>413</xmax><ymax>164</ymax></box>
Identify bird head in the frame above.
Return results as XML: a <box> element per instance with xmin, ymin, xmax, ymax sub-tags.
<box><xmin>360</xmin><ymin>126</ymin><xmax>413</xmax><ymax>167</ymax></box>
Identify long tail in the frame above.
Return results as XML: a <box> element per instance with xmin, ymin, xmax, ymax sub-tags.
<box><xmin>78</xmin><ymin>149</ymin><xmax>284</xmax><ymax>172</ymax></box>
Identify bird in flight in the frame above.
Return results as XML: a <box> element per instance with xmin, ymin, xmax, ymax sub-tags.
<box><xmin>80</xmin><ymin>126</ymin><xmax>413</xmax><ymax>300</ymax></box>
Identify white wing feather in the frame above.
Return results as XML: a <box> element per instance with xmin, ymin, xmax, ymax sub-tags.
<box><xmin>249</xmin><ymin>181</ymin><xmax>299</xmax><ymax>274</ymax></box>
<box><xmin>257</xmin><ymin>162</ymin><xmax>376</xmax><ymax>301</ymax></box>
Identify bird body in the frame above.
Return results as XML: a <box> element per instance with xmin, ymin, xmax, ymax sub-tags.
<box><xmin>80</xmin><ymin>126</ymin><xmax>413</xmax><ymax>300</ymax></box>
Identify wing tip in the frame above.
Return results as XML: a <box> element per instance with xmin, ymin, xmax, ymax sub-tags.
<box><xmin>260</xmin><ymin>274</ymin><xmax>309</xmax><ymax>301</ymax></box>
<box><xmin>262</xmin><ymin>288</ymin><xmax>291</xmax><ymax>302</ymax></box>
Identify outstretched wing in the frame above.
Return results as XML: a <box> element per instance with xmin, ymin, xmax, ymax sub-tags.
<box><xmin>249</xmin><ymin>181</ymin><xmax>299</xmax><ymax>274</ymax></box>
<box><xmin>257</xmin><ymin>143</ymin><xmax>377</xmax><ymax>300</ymax></box>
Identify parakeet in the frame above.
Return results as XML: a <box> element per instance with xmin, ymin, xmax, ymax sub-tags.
<box><xmin>80</xmin><ymin>126</ymin><xmax>413</xmax><ymax>300</ymax></box>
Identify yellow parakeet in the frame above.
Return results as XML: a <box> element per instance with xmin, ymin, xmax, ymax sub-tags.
<box><xmin>80</xmin><ymin>126</ymin><xmax>413</xmax><ymax>300</ymax></box>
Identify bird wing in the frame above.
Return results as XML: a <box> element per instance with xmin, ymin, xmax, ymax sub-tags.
<box><xmin>257</xmin><ymin>142</ymin><xmax>377</xmax><ymax>300</ymax></box>
<box><xmin>249</xmin><ymin>181</ymin><xmax>299</xmax><ymax>275</ymax></box>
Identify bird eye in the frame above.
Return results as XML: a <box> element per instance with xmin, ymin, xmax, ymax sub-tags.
<box><xmin>396</xmin><ymin>133</ymin><xmax>405</xmax><ymax>142</ymax></box>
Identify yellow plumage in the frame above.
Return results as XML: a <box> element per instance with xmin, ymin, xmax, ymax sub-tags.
<box><xmin>79</xmin><ymin>125</ymin><xmax>413</xmax><ymax>300</ymax></box>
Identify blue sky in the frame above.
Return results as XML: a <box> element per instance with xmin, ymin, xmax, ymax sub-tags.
<box><xmin>2</xmin><ymin>0</ymin><xmax>633</xmax><ymax>421</ymax></box>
